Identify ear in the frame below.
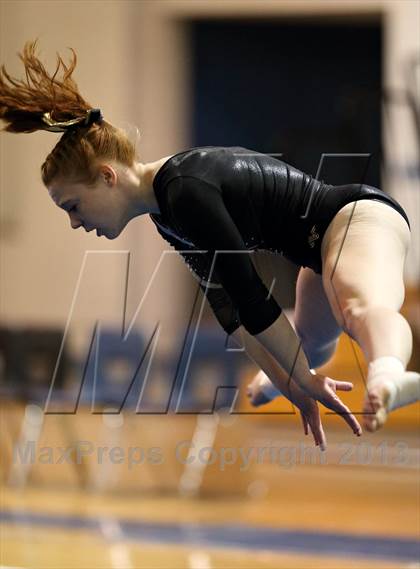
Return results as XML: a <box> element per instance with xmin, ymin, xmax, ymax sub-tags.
<box><xmin>99</xmin><ymin>164</ymin><xmax>118</xmax><ymax>187</ymax></box>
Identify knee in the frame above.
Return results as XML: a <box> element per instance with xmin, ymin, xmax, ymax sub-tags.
<box><xmin>295</xmin><ymin>324</ymin><xmax>338</xmax><ymax>368</ymax></box>
<box><xmin>341</xmin><ymin>299</ymin><xmax>364</xmax><ymax>331</ymax></box>
<box><xmin>341</xmin><ymin>302</ymin><xmax>395</xmax><ymax>337</ymax></box>
<box><xmin>330</xmin><ymin>277</ymin><xmax>406</xmax><ymax>333</ymax></box>
<box><xmin>304</xmin><ymin>340</ymin><xmax>338</xmax><ymax>369</ymax></box>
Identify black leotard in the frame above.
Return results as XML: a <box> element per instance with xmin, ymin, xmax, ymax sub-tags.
<box><xmin>151</xmin><ymin>146</ymin><xmax>410</xmax><ymax>336</ymax></box>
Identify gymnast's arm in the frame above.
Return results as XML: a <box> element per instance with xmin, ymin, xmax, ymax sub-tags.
<box><xmin>152</xmin><ymin>219</ymin><xmax>307</xmax><ymax>400</ymax></box>
<box><xmin>151</xmin><ymin>217</ymin><xmax>241</xmax><ymax>334</ymax></box>
<box><xmin>152</xmin><ymin>221</ymin><xmax>316</xmax><ymax>406</ymax></box>
<box><xmin>166</xmin><ymin>176</ymin><xmax>315</xmax><ymax>388</ymax></box>
<box><xmin>166</xmin><ymin>176</ymin><xmax>361</xmax><ymax>435</ymax></box>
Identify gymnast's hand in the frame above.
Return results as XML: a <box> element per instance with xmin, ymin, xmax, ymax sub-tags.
<box><xmin>304</xmin><ymin>373</ymin><xmax>362</xmax><ymax>436</ymax></box>
<box><xmin>285</xmin><ymin>380</ymin><xmax>327</xmax><ymax>450</ymax></box>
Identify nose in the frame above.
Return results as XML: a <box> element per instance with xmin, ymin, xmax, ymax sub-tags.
<box><xmin>69</xmin><ymin>213</ymin><xmax>83</xmax><ymax>230</ymax></box>
<box><xmin>70</xmin><ymin>219</ymin><xmax>83</xmax><ymax>230</ymax></box>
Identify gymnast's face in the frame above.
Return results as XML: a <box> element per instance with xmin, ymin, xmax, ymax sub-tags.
<box><xmin>48</xmin><ymin>165</ymin><xmax>130</xmax><ymax>239</ymax></box>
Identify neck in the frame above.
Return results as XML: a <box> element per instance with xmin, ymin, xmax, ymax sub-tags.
<box><xmin>131</xmin><ymin>156</ymin><xmax>171</xmax><ymax>216</ymax></box>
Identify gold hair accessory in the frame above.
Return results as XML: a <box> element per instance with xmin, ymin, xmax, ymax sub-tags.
<box><xmin>41</xmin><ymin>108</ymin><xmax>103</xmax><ymax>132</ymax></box>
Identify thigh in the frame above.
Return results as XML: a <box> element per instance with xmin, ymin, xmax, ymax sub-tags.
<box><xmin>252</xmin><ymin>250</ymin><xmax>342</xmax><ymax>345</ymax></box>
<box><xmin>320</xmin><ymin>200</ymin><xmax>411</xmax><ymax>327</ymax></box>
<box><xmin>294</xmin><ymin>266</ymin><xmax>342</xmax><ymax>346</ymax></box>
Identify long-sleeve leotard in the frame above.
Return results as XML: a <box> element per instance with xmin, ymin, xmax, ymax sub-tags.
<box><xmin>150</xmin><ymin>146</ymin><xmax>410</xmax><ymax>336</ymax></box>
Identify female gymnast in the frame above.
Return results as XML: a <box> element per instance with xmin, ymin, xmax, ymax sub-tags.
<box><xmin>1</xmin><ymin>41</ymin><xmax>419</xmax><ymax>450</ymax></box>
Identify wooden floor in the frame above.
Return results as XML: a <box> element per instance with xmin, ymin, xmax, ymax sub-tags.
<box><xmin>1</xmin><ymin>415</ymin><xmax>419</xmax><ymax>569</ymax></box>
<box><xmin>2</xmin><ymin>523</ymin><xmax>412</xmax><ymax>569</ymax></box>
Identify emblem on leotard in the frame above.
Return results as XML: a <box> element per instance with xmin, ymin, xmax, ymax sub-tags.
<box><xmin>308</xmin><ymin>225</ymin><xmax>320</xmax><ymax>248</ymax></box>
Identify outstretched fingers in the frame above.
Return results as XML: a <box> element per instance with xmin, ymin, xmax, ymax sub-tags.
<box><xmin>300</xmin><ymin>410</ymin><xmax>327</xmax><ymax>450</ymax></box>
<box><xmin>300</xmin><ymin>412</ymin><xmax>309</xmax><ymax>436</ymax></box>
<box><xmin>322</xmin><ymin>387</ymin><xmax>362</xmax><ymax>436</ymax></box>
<box><xmin>309</xmin><ymin>416</ymin><xmax>327</xmax><ymax>451</ymax></box>
<box><xmin>335</xmin><ymin>380</ymin><xmax>354</xmax><ymax>392</ymax></box>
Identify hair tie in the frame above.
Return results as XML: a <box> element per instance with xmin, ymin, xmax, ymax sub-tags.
<box><xmin>41</xmin><ymin>108</ymin><xmax>104</xmax><ymax>132</ymax></box>
<box><xmin>83</xmin><ymin>108</ymin><xmax>104</xmax><ymax>127</ymax></box>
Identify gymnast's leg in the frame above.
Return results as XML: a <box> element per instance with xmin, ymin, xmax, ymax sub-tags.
<box><xmin>294</xmin><ymin>267</ymin><xmax>342</xmax><ymax>369</ymax></box>
<box><xmin>320</xmin><ymin>199</ymin><xmax>420</xmax><ymax>431</ymax></box>
<box><xmin>247</xmin><ymin>264</ymin><xmax>342</xmax><ymax>406</ymax></box>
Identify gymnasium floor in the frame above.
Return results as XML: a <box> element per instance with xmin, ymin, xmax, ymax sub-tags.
<box><xmin>1</xmin><ymin>418</ymin><xmax>419</xmax><ymax>569</ymax></box>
